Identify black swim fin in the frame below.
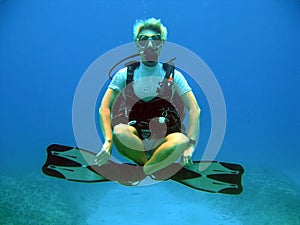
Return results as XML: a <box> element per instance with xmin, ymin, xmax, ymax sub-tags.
<box><xmin>42</xmin><ymin>144</ymin><xmax>244</xmax><ymax>194</ymax></box>
<box><xmin>42</xmin><ymin>144</ymin><xmax>109</xmax><ymax>182</ymax></box>
<box><xmin>170</xmin><ymin>161</ymin><xmax>244</xmax><ymax>194</ymax></box>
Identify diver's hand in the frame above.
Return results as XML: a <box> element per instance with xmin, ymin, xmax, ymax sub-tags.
<box><xmin>181</xmin><ymin>146</ymin><xmax>195</xmax><ymax>166</ymax></box>
<box><xmin>95</xmin><ymin>140</ymin><xmax>112</xmax><ymax>166</ymax></box>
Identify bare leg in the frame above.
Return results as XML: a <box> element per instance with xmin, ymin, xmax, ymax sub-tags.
<box><xmin>113</xmin><ymin>124</ymin><xmax>148</xmax><ymax>165</ymax></box>
<box><xmin>143</xmin><ymin>132</ymin><xmax>189</xmax><ymax>175</ymax></box>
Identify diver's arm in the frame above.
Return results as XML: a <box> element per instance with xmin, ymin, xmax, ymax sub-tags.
<box><xmin>95</xmin><ymin>88</ymin><xmax>119</xmax><ymax>166</ymax></box>
<box><xmin>180</xmin><ymin>91</ymin><xmax>201</xmax><ymax>164</ymax></box>
<box><xmin>99</xmin><ymin>88</ymin><xmax>119</xmax><ymax>141</ymax></box>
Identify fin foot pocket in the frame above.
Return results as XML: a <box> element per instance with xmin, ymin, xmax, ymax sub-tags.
<box><xmin>90</xmin><ymin>163</ymin><xmax>146</xmax><ymax>185</ymax></box>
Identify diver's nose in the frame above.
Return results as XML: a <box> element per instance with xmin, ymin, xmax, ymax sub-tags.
<box><xmin>147</xmin><ymin>40</ymin><xmax>154</xmax><ymax>48</ymax></box>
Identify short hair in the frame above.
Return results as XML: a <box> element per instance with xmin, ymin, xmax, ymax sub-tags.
<box><xmin>133</xmin><ymin>18</ymin><xmax>167</xmax><ymax>42</ymax></box>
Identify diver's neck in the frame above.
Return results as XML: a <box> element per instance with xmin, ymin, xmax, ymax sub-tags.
<box><xmin>141</xmin><ymin>61</ymin><xmax>158</xmax><ymax>67</ymax></box>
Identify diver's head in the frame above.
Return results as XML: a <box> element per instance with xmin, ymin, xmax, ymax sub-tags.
<box><xmin>133</xmin><ymin>18</ymin><xmax>167</xmax><ymax>66</ymax></box>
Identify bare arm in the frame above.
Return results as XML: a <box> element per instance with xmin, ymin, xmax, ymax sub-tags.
<box><xmin>99</xmin><ymin>88</ymin><xmax>119</xmax><ymax>142</ymax></box>
<box><xmin>180</xmin><ymin>91</ymin><xmax>201</xmax><ymax>165</ymax></box>
<box><xmin>95</xmin><ymin>88</ymin><xmax>119</xmax><ymax>166</ymax></box>
<box><xmin>181</xmin><ymin>91</ymin><xmax>201</xmax><ymax>140</ymax></box>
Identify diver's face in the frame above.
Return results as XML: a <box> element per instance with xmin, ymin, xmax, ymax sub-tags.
<box><xmin>136</xmin><ymin>29</ymin><xmax>163</xmax><ymax>65</ymax></box>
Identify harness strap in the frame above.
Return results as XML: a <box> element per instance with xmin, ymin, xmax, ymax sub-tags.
<box><xmin>126</xmin><ymin>62</ymin><xmax>175</xmax><ymax>85</ymax></box>
<box><xmin>126</xmin><ymin>62</ymin><xmax>140</xmax><ymax>85</ymax></box>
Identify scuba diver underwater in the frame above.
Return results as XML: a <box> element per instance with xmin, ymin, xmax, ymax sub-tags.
<box><xmin>42</xmin><ymin>18</ymin><xmax>244</xmax><ymax>194</ymax></box>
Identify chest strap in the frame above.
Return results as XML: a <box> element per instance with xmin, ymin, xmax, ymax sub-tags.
<box><xmin>126</xmin><ymin>62</ymin><xmax>175</xmax><ymax>85</ymax></box>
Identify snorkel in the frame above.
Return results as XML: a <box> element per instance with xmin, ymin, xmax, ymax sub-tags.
<box><xmin>108</xmin><ymin>47</ymin><xmax>163</xmax><ymax>79</ymax></box>
<box><xmin>108</xmin><ymin>51</ymin><xmax>140</xmax><ymax>79</ymax></box>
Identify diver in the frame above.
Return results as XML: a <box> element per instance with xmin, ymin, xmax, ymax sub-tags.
<box><xmin>95</xmin><ymin>18</ymin><xmax>201</xmax><ymax>183</ymax></box>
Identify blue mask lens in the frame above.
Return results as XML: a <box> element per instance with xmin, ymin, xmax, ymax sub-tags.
<box><xmin>137</xmin><ymin>35</ymin><xmax>162</xmax><ymax>47</ymax></box>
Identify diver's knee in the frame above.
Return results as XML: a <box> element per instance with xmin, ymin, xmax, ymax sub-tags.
<box><xmin>113</xmin><ymin>123</ymin><xmax>126</xmax><ymax>134</ymax></box>
<box><xmin>113</xmin><ymin>124</ymin><xmax>136</xmax><ymax>137</ymax></box>
<box><xmin>166</xmin><ymin>133</ymin><xmax>189</xmax><ymax>148</ymax></box>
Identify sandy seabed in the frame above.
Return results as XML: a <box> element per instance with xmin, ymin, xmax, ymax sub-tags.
<box><xmin>87</xmin><ymin>180</ymin><xmax>241</xmax><ymax>225</ymax></box>
<box><xmin>1</xmin><ymin>164</ymin><xmax>300</xmax><ymax>225</ymax></box>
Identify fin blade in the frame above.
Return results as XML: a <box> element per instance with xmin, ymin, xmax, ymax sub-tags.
<box><xmin>171</xmin><ymin>161</ymin><xmax>244</xmax><ymax>194</ymax></box>
<box><xmin>47</xmin><ymin>144</ymin><xmax>96</xmax><ymax>166</ymax></box>
<box><xmin>43</xmin><ymin>164</ymin><xmax>109</xmax><ymax>182</ymax></box>
<box><xmin>173</xmin><ymin>176</ymin><xmax>241</xmax><ymax>194</ymax></box>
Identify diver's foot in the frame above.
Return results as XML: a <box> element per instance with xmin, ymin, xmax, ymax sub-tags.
<box><xmin>92</xmin><ymin>162</ymin><xmax>146</xmax><ymax>186</ymax></box>
<box><xmin>149</xmin><ymin>163</ymin><xmax>183</xmax><ymax>181</ymax></box>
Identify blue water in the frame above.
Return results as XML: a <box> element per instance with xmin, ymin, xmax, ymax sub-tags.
<box><xmin>0</xmin><ymin>0</ymin><xmax>299</xmax><ymax>224</ymax></box>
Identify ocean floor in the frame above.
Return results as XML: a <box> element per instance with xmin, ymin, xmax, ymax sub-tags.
<box><xmin>87</xmin><ymin>181</ymin><xmax>242</xmax><ymax>225</ymax></box>
<box><xmin>1</xmin><ymin>164</ymin><xmax>300</xmax><ymax>225</ymax></box>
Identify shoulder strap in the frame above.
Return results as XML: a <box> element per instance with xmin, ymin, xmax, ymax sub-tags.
<box><xmin>126</xmin><ymin>62</ymin><xmax>175</xmax><ymax>83</ymax></box>
<box><xmin>126</xmin><ymin>61</ymin><xmax>140</xmax><ymax>85</ymax></box>
<box><xmin>126</xmin><ymin>61</ymin><xmax>176</xmax><ymax>101</ymax></box>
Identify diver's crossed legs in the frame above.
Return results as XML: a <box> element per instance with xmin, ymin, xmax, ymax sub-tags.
<box><xmin>112</xmin><ymin>123</ymin><xmax>189</xmax><ymax>177</ymax></box>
